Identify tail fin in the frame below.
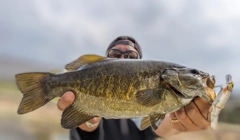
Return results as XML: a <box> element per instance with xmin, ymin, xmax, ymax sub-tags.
<box><xmin>15</xmin><ymin>72</ymin><xmax>53</xmax><ymax>114</ymax></box>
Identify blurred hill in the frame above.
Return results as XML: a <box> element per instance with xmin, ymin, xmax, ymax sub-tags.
<box><xmin>0</xmin><ymin>55</ymin><xmax>62</xmax><ymax>82</ymax></box>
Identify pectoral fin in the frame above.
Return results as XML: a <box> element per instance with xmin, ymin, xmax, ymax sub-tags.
<box><xmin>136</xmin><ymin>89</ymin><xmax>165</xmax><ymax>107</ymax></box>
<box><xmin>65</xmin><ymin>54</ymin><xmax>108</xmax><ymax>71</ymax></box>
<box><xmin>61</xmin><ymin>103</ymin><xmax>94</xmax><ymax>128</ymax></box>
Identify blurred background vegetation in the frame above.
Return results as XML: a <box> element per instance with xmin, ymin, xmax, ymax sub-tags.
<box><xmin>219</xmin><ymin>94</ymin><xmax>240</xmax><ymax>124</ymax></box>
<box><xmin>0</xmin><ymin>58</ymin><xmax>69</xmax><ymax>140</ymax></box>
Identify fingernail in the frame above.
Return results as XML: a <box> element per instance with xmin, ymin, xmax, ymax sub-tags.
<box><xmin>66</xmin><ymin>94</ymin><xmax>72</xmax><ymax>102</ymax></box>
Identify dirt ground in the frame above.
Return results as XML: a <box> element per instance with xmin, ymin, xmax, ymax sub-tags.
<box><xmin>0</xmin><ymin>95</ymin><xmax>69</xmax><ymax>140</ymax></box>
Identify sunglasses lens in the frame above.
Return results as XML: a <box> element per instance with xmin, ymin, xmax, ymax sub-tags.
<box><xmin>124</xmin><ymin>52</ymin><xmax>138</xmax><ymax>59</ymax></box>
<box><xmin>108</xmin><ymin>49</ymin><xmax>122</xmax><ymax>58</ymax></box>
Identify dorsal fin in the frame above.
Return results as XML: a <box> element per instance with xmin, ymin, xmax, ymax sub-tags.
<box><xmin>65</xmin><ymin>54</ymin><xmax>108</xmax><ymax>71</ymax></box>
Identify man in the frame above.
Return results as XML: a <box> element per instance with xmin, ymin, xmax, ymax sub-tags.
<box><xmin>57</xmin><ymin>36</ymin><xmax>212</xmax><ymax>139</ymax></box>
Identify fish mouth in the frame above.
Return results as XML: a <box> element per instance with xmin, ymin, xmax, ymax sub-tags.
<box><xmin>202</xmin><ymin>75</ymin><xmax>216</xmax><ymax>89</ymax></box>
<box><xmin>203</xmin><ymin>75</ymin><xmax>216</xmax><ymax>89</ymax></box>
<box><xmin>202</xmin><ymin>75</ymin><xmax>216</xmax><ymax>101</ymax></box>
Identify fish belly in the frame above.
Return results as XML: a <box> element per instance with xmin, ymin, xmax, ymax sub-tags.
<box><xmin>74</xmin><ymin>90</ymin><xmax>187</xmax><ymax>119</ymax></box>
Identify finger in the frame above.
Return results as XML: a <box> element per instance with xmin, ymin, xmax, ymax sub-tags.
<box><xmin>169</xmin><ymin>112</ymin><xmax>177</xmax><ymax>120</ymax></box>
<box><xmin>79</xmin><ymin>117</ymin><xmax>102</xmax><ymax>132</ymax></box>
<box><xmin>169</xmin><ymin>112</ymin><xmax>187</xmax><ymax>132</ymax></box>
<box><xmin>184</xmin><ymin>100</ymin><xmax>210</xmax><ymax>130</ymax></box>
<box><xmin>88</xmin><ymin>117</ymin><xmax>102</xmax><ymax>124</ymax></box>
<box><xmin>57</xmin><ymin>91</ymin><xmax>75</xmax><ymax>111</ymax></box>
<box><xmin>193</xmin><ymin>97</ymin><xmax>211</xmax><ymax>120</ymax></box>
<box><xmin>207</xmin><ymin>106</ymin><xmax>213</xmax><ymax>122</ymax></box>
<box><xmin>175</xmin><ymin>106</ymin><xmax>199</xmax><ymax>131</ymax></box>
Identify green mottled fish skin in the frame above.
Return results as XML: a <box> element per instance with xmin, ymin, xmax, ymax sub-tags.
<box><xmin>47</xmin><ymin>60</ymin><xmax>190</xmax><ymax>117</ymax></box>
<box><xmin>16</xmin><ymin>55</ymin><xmax>215</xmax><ymax>129</ymax></box>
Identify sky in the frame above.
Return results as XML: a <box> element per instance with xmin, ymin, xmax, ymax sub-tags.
<box><xmin>0</xmin><ymin>0</ymin><xmax>240</xmax><ymax>93</ymax></box>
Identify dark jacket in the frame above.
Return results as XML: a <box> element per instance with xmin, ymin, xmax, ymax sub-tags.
<box><xmin>70</xmin><ymin>119</ymin><xmax>159</xmax><ymax>140</ymax></box>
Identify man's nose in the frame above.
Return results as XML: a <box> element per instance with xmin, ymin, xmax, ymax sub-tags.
<box><xmin>119</xmin><ymin>54</ymin><xmax>125</xmax><ymax>59</ymax></box>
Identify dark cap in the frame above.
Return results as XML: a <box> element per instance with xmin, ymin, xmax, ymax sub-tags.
<box><xmin>106</xmin><ymin>36</ymin><xmax>142</xmax><ymax>59</ymax></box>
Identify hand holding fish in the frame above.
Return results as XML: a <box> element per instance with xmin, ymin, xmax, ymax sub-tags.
<box><xmin>170</xmin><ymin>97</ymin><xmax>211</xmax><ymax>131</ymax></box>
<box><xmin>155</xmin><ymin>97</ymin><xmax>211</xmax><ymax>137</ymax></box>
<box><xmin>57</xmin><ymin>91</ymin><xmax>102</xmax><ymax>132</ymax></box>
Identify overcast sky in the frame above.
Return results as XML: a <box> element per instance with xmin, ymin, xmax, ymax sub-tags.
<box><xmin>0</xmin><ymin>0</ymin><xmax>239</xmax><ymax>93</ymax></box>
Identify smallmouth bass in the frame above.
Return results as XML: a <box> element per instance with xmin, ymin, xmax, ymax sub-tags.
<box><xmin>15</xmin><ymin>54</ymin><xmax>216</xmax><ymax>130</ymax></box>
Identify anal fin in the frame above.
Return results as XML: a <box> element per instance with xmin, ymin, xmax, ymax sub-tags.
<box><xmin>61</xmin><ymin>103</ymin><xmax>94</xmax><ymax>129</ymax></box>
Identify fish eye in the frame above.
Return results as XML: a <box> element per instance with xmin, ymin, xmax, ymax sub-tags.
<box><xmin>190</xmin><ymin>69</ymin><xmax>200</xmax><ymax>74</ymax></box>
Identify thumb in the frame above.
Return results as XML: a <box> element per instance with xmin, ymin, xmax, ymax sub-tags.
<box><xmin>57</xmin><ymin>91</ymin><xmax>75</xmax><ymax>111</ymax></box>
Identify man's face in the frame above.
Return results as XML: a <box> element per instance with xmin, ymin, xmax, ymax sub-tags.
<box><xmin>108</xmin><ymin>44</ymin><xmax>139</xmax><ymax>59</ymax></box>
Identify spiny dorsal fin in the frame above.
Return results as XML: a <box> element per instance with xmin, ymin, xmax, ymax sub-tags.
<box><xmin>65</xmin><ymin>54</ymin><xmax>108</xmax><ymax>71</ymax></box>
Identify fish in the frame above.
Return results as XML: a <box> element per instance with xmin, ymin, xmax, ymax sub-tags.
<box><xmin>15</xmin><ymin>54</ymin><xmax>216</xmax><ymax>130</ymax></box>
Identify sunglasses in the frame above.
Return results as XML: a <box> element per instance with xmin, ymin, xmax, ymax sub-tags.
<box><xmin>106</xmin><ymin>49</ymin><xmax>139</xmax><ymax>59</ymax></box>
